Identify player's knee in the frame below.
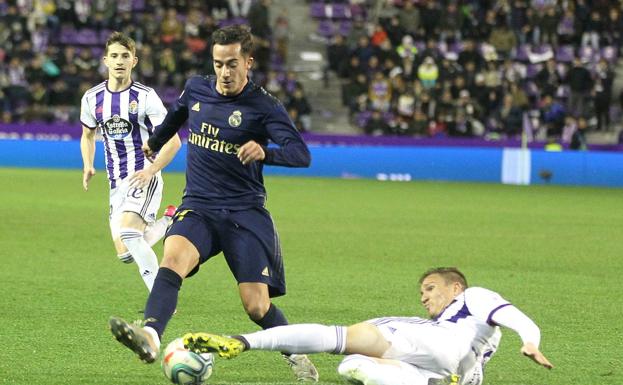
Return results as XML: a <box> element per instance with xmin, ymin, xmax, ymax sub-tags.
<box><xmin>242</xmin><ymin>299</ymin><xmax>270</xmax><ymax>320</ymax></box>
<box><xmin>345</xmin><ymin>323</ymin><xmax>390</xmax><ymax>357</ymax></box>
<box><xmin>337</xmin><ymin>355</ymin><xmax>375</xmax><ymax>375</ymax></box>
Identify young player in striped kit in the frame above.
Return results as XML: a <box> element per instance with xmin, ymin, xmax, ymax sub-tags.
<box><xmin>80</xmin><ymin>32</ymin><xmax>181</xmax><ymax>293</ymax></box>
<box><xmin>182</xmin><ymin>267</ymin><xmax>554</xmax><ymax>385</ymax></box>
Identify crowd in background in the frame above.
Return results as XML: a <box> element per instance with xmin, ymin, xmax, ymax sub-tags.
<box><xmin>0</xmin><ymin>0</ymin><xmax>313</xmax><ymax>132</ymax></box>
<box><xmin>320</xmin><ymin>0</ymin><xmax>623</xmax><ymax>147</ymax></box>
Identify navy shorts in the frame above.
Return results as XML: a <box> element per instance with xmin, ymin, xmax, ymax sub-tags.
<box><xmin>165</xmin><ymin>206</ymin><xmax>286</xmax><ymax>297</ymax></box>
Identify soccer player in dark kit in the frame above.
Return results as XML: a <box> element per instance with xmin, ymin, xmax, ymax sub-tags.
<box><xmin>109</xmin><ymin>24</ymin><xmax>318</xmax><ymax>381</ymax></box>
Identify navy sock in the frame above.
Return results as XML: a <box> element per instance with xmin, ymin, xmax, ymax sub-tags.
<box><xmin>144</xmin><ymin>267</ymin><xmax>182</xmax><ymax>338</ymax></box>
<box><xmin>251</xmin><ymin>303</ymin><xmax>288</xmax><ymax>330</ymax></box>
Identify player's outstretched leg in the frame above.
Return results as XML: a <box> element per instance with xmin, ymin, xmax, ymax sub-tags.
<box><xmin>283</xmin><ymin>353</ymin><xmax>319</xmax><ymax>382</ymax></box>
<box><xmin>337</xmin><ymin>355</ymin><xmax>460</xmax><ymax>385</ymax></box>
<box><xmin>109</xmin><ymin>316</ymin><xmax>160</xmax><ymax>363</ymax></box>
<box><xmin>183</xmin><ymin>332</ymin><xmax>245</xmax><ymax>359</ymax></box>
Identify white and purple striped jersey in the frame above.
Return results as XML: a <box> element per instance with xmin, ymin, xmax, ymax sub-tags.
<box><xmin>80</xmin><ymin>81</ymin><xmax>167</xmax><ymax>189</ymax></box>
<box><xmin>434</xmin><ymin>287</ymin><xmax>506</xmax><ymax>377</ymax></box>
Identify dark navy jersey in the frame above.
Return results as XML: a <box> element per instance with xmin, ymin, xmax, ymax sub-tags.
<box><xmin>149</xmin><ymin>75</ymin><xmax>311</xmax><ymax>209</ymax></box>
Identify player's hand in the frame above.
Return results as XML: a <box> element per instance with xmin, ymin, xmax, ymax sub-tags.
<box><xmin>130</xmin><ymin>168</ymin><xmax>155</xmax><ymax>189</ymax></box>
<box><xmin>83</xmin><ymin>167</ymin><xmax>95</xmax><ymax>191</ymax></box>
<box><xmin>237</xmin><ymin>140</ymin><xmax>265</xmax><ymax>165</ymax></box>
<box><xmin>142</xmin><ymin>142</ymin><xmax>155</xmax><ymax>159</ymax></box>
<box><xmin>521</xmin><ymin>343</ymin><xmax>553</xmax><ymax>369</ymax></box>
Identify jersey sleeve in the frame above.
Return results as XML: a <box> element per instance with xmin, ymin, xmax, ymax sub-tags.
<box><xmin>464</xmin><ymin>287</ymin><xmax>512</xmax><ymax>325</ymax></box>
<box><xmin>145</xmin><ymin>88</ymin><xmax>168</xmax><ymax>127</ymax></box>
<box><xmin>147</xmin><ymin>80</ymin><xmax>190</xmax><ymax>152</ymax></box>
<box><xmin>262</xmin><ymin>102</ymin><xmax>311</xmax><ymax>168</ymax></box>
<box><xmin>80</xmin><ymin>93</ymin><xmax>97</xmax><ymax>129</ymax></box>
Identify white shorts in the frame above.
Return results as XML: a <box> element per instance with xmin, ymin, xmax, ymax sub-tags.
<box><xmin>109</xmin><ymin>173</ymin><xmax>163</xmax><ymax>240</ymax></box>
<box><xmin>366</xmin><ymin>317</ymin><xmax>468</xmax><ymax>378</ymax></box>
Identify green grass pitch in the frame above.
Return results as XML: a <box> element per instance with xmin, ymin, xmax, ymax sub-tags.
<box><xmin>0</xmin><ymin>167</ymin><xmax>621</xmax><ymax>385</ymax></box>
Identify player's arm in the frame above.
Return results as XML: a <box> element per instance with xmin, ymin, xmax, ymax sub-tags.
<box><xmin>131</xmin><ymin>134</ymin><xmax>181</xmax><ymax>188</ymax></box>
<box><xmin>240</xmin><ymin>102</ymin><xmax>310</xmax><ymax>167</ymax></box>
<box><xmin>80</xmin><ymin>125</ymin><xmax>97</xmax><ymax>191</ymax></box>
<box><xmin>144</xmin><ymin>84</ymin><xmax>191</xmax><ymax>157</ymax></box>
<box><xmin>489</xmin><ymin>305</ymin><xmax>554</xmax><ymax>369</ymax></box>
<box><xmin>131</xmin><ymin>89</ymin><xmax>183</xmax><ymax>187</ymax></box>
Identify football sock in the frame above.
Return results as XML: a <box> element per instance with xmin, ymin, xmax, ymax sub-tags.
<box><xmin>144</xmin><ymin>267</ymin><xmax>182</xmax><ymax>338</ymax></box>
<box><xmin>241</xmin><ymin>324</ymin><xmax>347</xmax><ymax>354</ymax></box>
<box><xmin>120</xmin><ymin>228</ymin><xmax>159</xmax><ymax>291</ymax></box>
<box><xmin>251</xmin><ymin>303</ymin><xmax>288</xmax><ymax>329</ymax></box>
<box><xmin>117</xmin><ymin>251</ymin><xmax>134</xmax><ymax>263</ymax></box>
<box><xmin>143</xmin><ymin>217</ymin><xmax>171</xmax><ymax>247</ymax></box>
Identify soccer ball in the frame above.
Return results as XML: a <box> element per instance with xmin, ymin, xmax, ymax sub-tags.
<box><xmin>162</xmin><ymin>338</ymin><xmax>215</xmax><ymax>385</ymax></box>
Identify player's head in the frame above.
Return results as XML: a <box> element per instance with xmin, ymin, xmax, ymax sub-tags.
<box><xmin>103</xmin><ymin>32</ymin><xmax>138</xmax><ymax>83</ymax></box>
<box><xmin>419</xmin><ymin>267</ymin><xmax>468</xmax><ymax>318</ymax></box>
<box><xmin>211</xmin><ymin>24</ymin><xmax>254</xmax><ymax>96</ymax></box>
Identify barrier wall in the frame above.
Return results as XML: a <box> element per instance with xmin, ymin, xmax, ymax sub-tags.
<box><xmin>1</xmin><ymin>139</ymin><xmax>622</xmax><ymax>187</ymax></box>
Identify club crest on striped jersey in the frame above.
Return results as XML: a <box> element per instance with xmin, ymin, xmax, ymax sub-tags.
<box><xmin>128</xmin><ymin>100</ymin><xmax>138</xmax><ymax>114</ymax></box>
<box><xmin>228</xmin><ymin>110</ymin><xmax>242</xmax><ymax>127</ymax></box>
<box><xmin>104</xmin><ymin>114</ymin><xmax>133</xmax><ymax>139</ymax></box>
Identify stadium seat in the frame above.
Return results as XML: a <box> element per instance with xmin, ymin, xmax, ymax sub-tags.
<box><xmin>555</xmin><ymin>45</ymin><xmax>575</xmax><ymax>63</ymax></box>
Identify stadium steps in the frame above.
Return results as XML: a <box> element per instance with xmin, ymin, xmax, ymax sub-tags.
<box><xmin>272</xmin><ymin>0</ymin><xmax>354</xmax><ymax>134</ymax></box>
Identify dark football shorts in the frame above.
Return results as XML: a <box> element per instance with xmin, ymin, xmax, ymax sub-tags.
<box><xmin>165</xmin><ymin>206</ymin><xmax>286</xmax><ymax>297</ymax></box>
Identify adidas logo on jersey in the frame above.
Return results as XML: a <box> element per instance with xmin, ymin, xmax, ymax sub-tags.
<box><xmin>192</xmin><ymin>102</ymin><xmax>200</xmax><ymax>111</ymax></box>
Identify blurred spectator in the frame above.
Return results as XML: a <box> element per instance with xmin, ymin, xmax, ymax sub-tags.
<box><xmin>273</xmin><ymin>9</ymin><xmax>290</xmax><ymax>63</ymax></box>
<box><xmin>398</xmin><ymin>1</ymin><xmax>420</xmax><ymax>37</ymax></box>
<box><xmin>160</xmin><ymin>8</ymin><xmax>183</xmax><ymax>45</ymax></box>
<box><xmin>593</xmin><ymin>59</ymin><xmax>614</xmax><ymax>131</ymax></box>
<box><xmin>286</xmin><ymin>85</ymin><xmax>312</xmax><ymax>132</ymax></box>
<box><xmin>540</xmin><ymin>94</ymin><xmax>566</xmax><ymax>137</ymax></box>
<box><xmin>570</xmin><ymin>116</ymin><xmax>588</xmax><ymax>150</ymax></box>
<box><xmin>364</xmin><ymin>110</ymin><xmax>391</xmax><ymax>135</ymax></box>
<box><xmin>368</xmin><ymin>71</ymin><xmax>392</xmax><ymax>112</ymax></box>
<box><xmin>228</xmin><ymin>0</ymin><xmax>252</xmax><ymax>18</ymax></box>
<box><xmin>566</xmin><ymin>57</ymin><xmax>593</xmax><ymax>117</ymax></box>
<box><xmin>489</xmin><ymin>22</ymin><xmax>516</xmax><ymax>59</ymax></box>
<box><xmin>494</xmin><ymin>94</ymin><xmax>524</xmax><ymax>137</ymax></box>
<box><xmin>417</xmin><ymin>56</ymin><xmax>438</xmax><ymax>90</ymax></box>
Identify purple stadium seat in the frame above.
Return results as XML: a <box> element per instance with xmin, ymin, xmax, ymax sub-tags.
<box><xmin>317</xmin><ymin>20</ymin><xmax>335</xmax><ymax>38</ymax></box>
<box><xmin>513</xmin><ymin>44</ymin><xmax>530</xmax><ymax>62</ymax></box>
<box><xmin>356</xmin><ymin>110</ymin><xmax>373</xmax><ymax>128</ymax></box>
<box><xmin>579</xmin><ymin>46</ymin><xmax>596</xmax><ymax>63</ymax></box>
<box><xmin>59</xmin><ymin>26</ymin><xmax>77</xmax><ymax>45</ymax></box>
<box><xmin>555</xmin><ymin>45</ymin><xmax>575</xmax><ymax>63</ymax></box>
<box><xmin>76</xmin><ymin>29</ymin><xmax>98</xmax><ymax>45</ymax></box>
<box><xmin>526</xmin><ymin>63</ymin><xmax>542</xmax><ymax>78</ymax></box>
<box><xmin>99</xmin><ymin>29</ymin><xmax>112</xmax><ymax>44</ymax></box>
<box><xmin>331</xmin><ymin>3</ymin><xmax>352</xmax><ymax>19</ymax></box>
<box><xmin>350</xmin><ymin>3</ymin><xmax>365</xmax><ymax>19</ymax></box>
<box><xmin>338</xmin><ymin>20</ymin><xmax>352</xmax><ymax>36</ymax></box>
<box><xmin>132</xmin><ymin>0</ymin><xmax>145</xmax><ymax>11</ymax></box>
<box><xmin>310</xmin><ymin>2</ymin><xmax>326</xmax><ymax>18</ymax></box>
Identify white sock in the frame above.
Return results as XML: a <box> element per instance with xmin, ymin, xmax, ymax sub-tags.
<box><xmin>117</xmin><ymin>251</ymin><xmax>134</xmax><ymax>263</ymax></box>
<box><xmin>242</xmin><ymin>324</ymin><xmax>347</xmax><ymax>354</ymax></box>
<box><xmin>120</xmin><ymin>228</ymin><xmax>159</xmax><ymax>291</ymax></box>
<box><xmin>144</xmin><ymin>326</ymin><xmax>161</xmax><ymax>350</ymax></box>
<box><xmin>143</xmin><ymin>217</ymin><xmax>171</xmax><ymax>247</ymax></box>
<box><xmin>337</xmin><ymin>355</ymin><xmax>427</xmax><ymax>385</ymax></box>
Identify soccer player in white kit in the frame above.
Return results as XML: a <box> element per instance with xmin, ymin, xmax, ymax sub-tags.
<box><xmin>80</xmin><ymin>32</ymin><xmax>181</xmax><ymax>292</ymax></box>
<box><xmin>182</xmin><ymin>267</ymin><xmax>554</xmax><ymax>385</ymax></box>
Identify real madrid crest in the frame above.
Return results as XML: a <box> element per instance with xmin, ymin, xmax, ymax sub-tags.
<box><xmin>129</xmin><ymin>100</ymin><xmax>138</xmax><ymax>114</ymax></box>
<box><xmin>228</xmin><ymin>110</ymin><xmax>242</xmax><ymax>127</ymax></box>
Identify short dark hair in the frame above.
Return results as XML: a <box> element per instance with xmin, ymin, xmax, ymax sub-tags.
<box><xmin>105</xmin><ymin>31</ymin><xmax>136</xmax><ymax>55</ymax></box>
<box><xmin>211</xmin><ymin>24</ymin><xmax>254</xmax><ymax>56</ymax></box>
<box><xmin>419</xmin><ymin>267</ymin><xmax>468</xmax><ymax>289</ymax></box>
